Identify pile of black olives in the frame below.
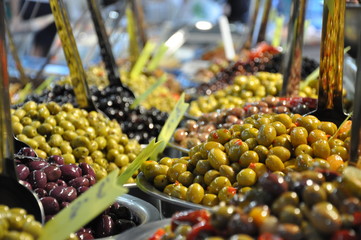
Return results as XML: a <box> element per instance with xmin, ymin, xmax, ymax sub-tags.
<box><xmin>149</xmin><ymin>170</ymin><xmax>361</xmax><ymax>240</ymax></box>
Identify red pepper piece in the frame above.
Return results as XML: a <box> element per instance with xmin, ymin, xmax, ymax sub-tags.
<box><xmin>171</xmin><ymin>210</ymin><xmax>210</xmax><ymax>231</ymax></box>
<box><xmin>149</xmin><ymin>228</ymin><xmax>166</xmax><ymax>240</ymax></box>
<box><xmin>353</xmin><ymin>212</ymin><xmax>361</xmax><ymax>225</ymax></box>
<box><xmin>258</xmin><ymin>233</ymin><xmax>284</xmax><ymax>240</ymax></box>
<box><xmin>331</xmin><ymin>229</ymin><xmax>357</xmax><ymax>240</ymax></box>
<box><xmin>186</xmin><ymin>221</ymin><xmax>216</xmax><ymax>240</ymax></box>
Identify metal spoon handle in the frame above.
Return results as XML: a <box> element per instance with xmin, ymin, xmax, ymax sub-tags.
<box><xmin>49</xmin><ymin>0</ymin><xmax>94</xmax><ymax>110</ymax></box>
<box><xmin>243</xmin><ymin>0</ymin><xmax>261</xmax><ymax>50</ymax></box>
<box><xmin>316</xmin><ymin>0</ymin><xmax>346</xmax><ymax>122</ymax></box>
<box><xmin>350</xmin><ymin>32</ymin><xmax>361</xmax><ymax>166</ymax></box>
<box><xmin>281</xmin><ymin>0</ymin><xmax>307</xmax><ymax>97</ymax></box>
<box><xmin>87</xmin><ymin>0</ymin><xmax>123</xmax><ymax>86</ymax></box>
<box><xmin>0</xmin><ymin>0</ymin><xmax>16</xmax><ymax>177</ymax></box>
<box><xmin>257</xmin><ymin>0</ymin><xmax>272</xmax><ymax>43</ymax></box>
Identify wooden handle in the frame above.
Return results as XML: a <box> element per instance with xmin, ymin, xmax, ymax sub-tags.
<box><xmin>281</xmin><ymin>0</ymin><xmax>307</xmax><ymax>96</ymax></box>
<box><xmin>49</xmin><ymin>0</ymin><xmax>93</xmax><ymax>110</ymax></box>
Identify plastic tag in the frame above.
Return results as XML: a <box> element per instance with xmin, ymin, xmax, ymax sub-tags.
<box><xmin>130</xmin><ymin>74</ymin><xmax>167</xmax><ymax>109</ymax></box>
<box><xmin>272</xmin><ymin>15</ymin><xmax>284</xmax><ymax>47</ymax></box>
<box><xmin>219</xmin><ymin>15</ymin><xmax>235</xmax><ymax>61</ymax></box>
<box><xmin>117</xmin><ymin>139</ymin><xmax>163</xmax><ymax>185</ymax></box>
<box><xmin>147</xmin><ymin>43</ymin><xmax>168</xmax><ymax>71</ymax></box>
<box><xmin>151</xmin><ymin>93</ymin><xmax>189</xmax><ymax>160</ymax></box>
<box><xmin>39</xmin><ymin>169</ymin><xmax>127</xmax><ymax>240</ymax></box>
<box><xmin>126</xmin><ymin>6</ymin><xmax>140</xmax><ymax>67</ymax></box>
<box><xmin>34</xmin><ymin>76</ymin><xmax>55</xmax><ymax>95</ymax></box>
<box><xmin>130</xmin><ymin>41</ymin><xmax>156</xmax><ymax>79</ymax></box>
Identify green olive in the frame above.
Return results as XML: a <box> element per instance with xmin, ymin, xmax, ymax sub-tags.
<box><xmin>265</xmin><ymin>155</ymin><xmax>285</xmax><ymax>172</ymax></box>
<box><xmin>186</xmin><ymin>183</ymin><xmax>205</xmax><ymax>203</ymax></box>
<box><xmin>208</xmin><ymin>176</ymin><xmax>232</xmax><ymax>194</ymax></box>
<box><xmin>208</xmin><ymin>148</ymin><xmax>229</xmax><ymax>170</ymax></box>
<box><xmin>236</xmin><ymin>168</ymin><xmax>257</xmax><ymax>187</ymax></box>
<box><xmin>268</xmin><ymin>146</ymin><xmax>291</xmax><ymax>162</ymax></box>
<box><xmin>256</xmin><ymin>124</ymin><xmax>277</xmax><ymax>147</ymax></box>
<box><xmin>239</xmin><ymin>151</ymin><xmax>259</xmax><ymax>168</ymax></box>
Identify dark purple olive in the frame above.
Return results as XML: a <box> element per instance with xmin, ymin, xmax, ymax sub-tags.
<box><xmin>110</xmin><ymin>202</ymin><xmax>121</xmax><ymax>212</ymax></box>
<box><xmin>56</xmin><ymin>179</ymin><xmax>67</xmax><ymax>187</ymax></box>
<box><xmin>227</xmin><ymin>212</ymin><xmax>257</xmax><ymax>236</ymax></box>
<box><xmin>28</xmin><ymin>170</ymin><xmax>47</xmax><ymax>189</ymax></box>
<box><xmin>259</xmin><ymin>173</ymin><xmax>288</xmax><ymax>197</ymax></box>
<box><xmin>115</xmin><ymin>219</ymin><xmax>136</xmax><ymax>232</ymax></box>
<box><xmin>28</xmin><ymin>160</ymin><xmax>49</xmax><ymax>171</ymax></box>
<box><xmin>18</xmin><ymin>147</ymin><xmax>36</xmax><ymax>157</ymax></box>
<box><xmin>45</xmin><ymin>214</ymin><xmax>54</xmax><ymax>222</ymax></box>
<box><xmin>34</xmin><ymin>188</ymin><xmax>48</xmax><ymax>198</ymax></box>
<box><xmin>49</xmin><ymin>186</ymin><xmax>66</xmax><ymax>202</ymax></box>
<box><xmin>16</xmin><ymin>164</ymin><xmax>30</xmax><ymax>180</ymax></box>
<box><xmin>45</xmin><ymin>182</ymin><xmax>58</xmax><ymax>193</ymax></box>
<box><xmin>43</xmin><ymin>164</ymin><xmax>62</xmax><ymax>182</ymax></box>
<box><xmin>19</xmin><ymin>180</ymin><xmax>32</xmax><ymax>190</ymax></box>
<box><xmin>61</xmin><ymin>202</ymin><xmax>70</xmax><ymax>209</ymax></box>
<box><xmin>48</xmin><ymin>155</ymin><xmax>64</xmax><ymax>165</ymax></box>
<box><xmin>76</xmin><ymin>232</ymin><xmax>94</xmax><ymax>240</ymax></box>
<box><xmin>95</xmin><ymin>215</ymin><xmax>115</xmax><ymax>237</ymax></box>
<box><xmin>84</xmin><ymin>174</ymin><xmax>96</xmax><ymax>186</ymax></box>
<box><xmin>78</xmin><ymin>228</ymin><xmax>93</xmax><ymax>235</ymax></box>
<box><xmin>63</xmin><ymin>187</ymin><xmax>77</xmax><ymax>202</ymax></box>
<box><xmin>60</xmin><ymin>164</ymin><xmax>81</xmax><ymax>181</ymax></box>
<box><xmin>79</xmin><ymin>163</ymin><xmax>95</xmax><ymax>178</ymax></box>
<box><xmin>40</xmin><ymin>196</ymin><xmax>60</xmax><ymax>215</ymax></box>
<box><xmin>68</xmin><ymin>177</ymin><xmax>90</xmax><ymax>189</ymax></box>
<box><xmin>341</xmin><ymin>198</ymin><xmax>361</xmax><ymax>214</ymax></box>
<box><xmin>77</xmin><ymin>186</ymin><xmax>89</xmax><ymax>195</ymax></box>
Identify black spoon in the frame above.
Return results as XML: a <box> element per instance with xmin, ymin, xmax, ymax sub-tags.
<box><xmin>306</xmin><ymin>0</ymin><xmax>348</xmax><ymax>126</ymax></box>
<box><xmin>0</xmin><ymin>0</ymin><xmax>44</xmax><ymax>223</ymax></box>
<box><xmin>86</xmin><ymin>0</ymin><xmax>135</xmax><ymax>99</ymax></box>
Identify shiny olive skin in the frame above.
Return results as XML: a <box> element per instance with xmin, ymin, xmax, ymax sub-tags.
<box><xmin>186</xmin><ymin>183</ymin><xmax>205</xmax><ymax>203</ymax></box>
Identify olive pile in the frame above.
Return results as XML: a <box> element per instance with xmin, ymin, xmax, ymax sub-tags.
<box><xmin>0</xmin><ymin>205</ymin><xmax>43</xmax><ymax>239</ymax></box>
<box><xmin>149</xmin><ymin>170</ymin><xmax>361</xmax><ymax>240</ymax></box>
<box><xmin>92</xmin><ymin>85</ymin><xmax>168</xmax><ymax>144</ymax></box>
<box><xmin>142</xmin><ymin>113</ymin><xmax>350</xmax><ymax>206</ymax></box>
<box><xmin>77</xmin><ymin>202</ymin><xmax>139</xmax><ymax>239</ymax></box>
<box><xmin>188</xmin><ymin>72</ymin><xmax>284</xmax><ymax>117</ymax></box>
<box><xmin>12</xmin><ymin>101</ymin><xmax>142</xmax><ymax>181</ymax></box>
<box><xmin>15</xmin><ymin>149</ymin><xmax>96</xmax><ymax>220</ymax></box>
<box><xmin>18</xmin><ymin>84</ymin><xmax>168</xmax><ymax>144</ymax></box>
<box><xmin>174</xmin><ymin>97</ymin><xmax>317</xmax><ymax>148</ymax></box>
<box><xmin>195</xmin><ymin>53</ymin><xmax>319</xmax><ymax>96</ymax></box>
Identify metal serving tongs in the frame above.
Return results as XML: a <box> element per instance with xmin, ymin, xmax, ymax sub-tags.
<box><xmin>242</xmin><ymin>0</ymin><xmax>261</xmax><ymax>50</ymax></box>
<box><xmin>256</xmin><ymin>0</ymin><xmax>273</xmax><ymax>44</ymax></box>
<box><xmin>306</xmin><ymin>0</ymin><xmax>348</xmax><ymax>126</ymax></box>
<box><xmin>0</xmin><ymin>0</ymin><xmax>44</xmax><ymax>223</ymax></box>
<box><xmin>49</xmin><ymin>0</ymin><xmax>98</xmax><ymax>112</ymax></box>
<box><xmin>86</xmin><ymin>0</ymin><xmax>135</xmax><ymax>99</ymax></box>
<box><xmin>280</xmin><ymin>0</ymin><xmax>307</xmax><ymax>97</ymax></box>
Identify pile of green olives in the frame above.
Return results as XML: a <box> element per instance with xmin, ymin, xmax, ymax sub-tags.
<box><xmin>12</xmin><ymin>101</ymin><xmax>142</xmax><ymax>181</ymax></box>
<box><xmin>148</xmin><ymin>169</ymin><xmax>361</xmax><ymax>240</ymax></box>
<box><xmin>0</xmin><ymin>205</ymin><xmax>43</xmax><ymax>239</ymax></box>
<box><xmin>142</xmin><ymin>113</ymin><xmax>350</xmax><ymax>206</ymax></box>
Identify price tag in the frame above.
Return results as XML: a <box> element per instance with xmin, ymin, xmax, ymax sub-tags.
<box><xmin>272</xmin><ymin>15</ymin><xmax>284</xmax><ymax>47</ymax></box>
<box><xmin>130</xmin><ymin>40</ymin><xmax>156</xmax><ymax>79</ymax></box>
<box><xmin>117</xmin><ymin>139</ymin><xmax>163</xmax><ymax>185</ymax></box>
<box><xmin>39</xmin><ymin>169</ymin><xmax>127</xmax><ymax>240</ymax></box>
<box><xmin>151</xmin><ymin>93</ymin><xmax>189</xmax><ymax>160</ymax></box>
<box><xmin>126</xmin><ymin>6</ymin><xmax>140</xmax><ymax>67</ymax></box>
<box><xmin>147</xmin><ymin>43</ymin><xmax>168</xmax><ymax>71</ymax></box>
<box><xmin>130</xmin><ymin>74</ymin><xmax>167</xmax><ymax>109</ymax></box>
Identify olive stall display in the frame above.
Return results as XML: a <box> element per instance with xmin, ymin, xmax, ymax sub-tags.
<box><xmin>141</xmin><ymin>113</ymin><xmax>351</xmax><ymax>207</ymax></box>
<box><xmin>11</xmin><ymin>101</ymin><xmax>142</xmax><ymax>182</ymax></box>
<box><xmin>148</xmin><ymin>169</ymin><xmax>361</xmax><ymax>240</ymax></box>
<box><xmin>13</xmin><ymin>147</ymin><xmax>139</xmax><ymax>238</ymax></box>
<box><xmin>174</xmin><ymin>96</ymin><xmax>317</xmax><ymax>149</ymax></box>
<box><xmin>18</xmin><ymin>84</ymin><xmax>168</xmax><ymax>144</ymax></box>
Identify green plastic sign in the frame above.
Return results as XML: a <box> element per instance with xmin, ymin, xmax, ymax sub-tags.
<box><xmin>130</xmin><ymin>74</ymin><xmax>167</xmax><ymax>109</ymax></box>
<box><xmin>151</xmin><ymin>93</ymin><xmax>189</xmax><ymax>160</ymax></box>
<box><xmin>126</xmin><ymin>6</ymin><xmax>139</xmax><ymax>66</ymax></box>
<box><xmin>39</xmin><ymin>169</ymin><xmax>127</xmax><ymax>240</ymax></box>
<box><xmin>147</xmin><ymin>43</ymin><xmax>168</xmax><ymax>71</ymax></box>
<box><xmin>130</xmin><ymin>41</ymin><xmax>156</xmax><ymax>79</ymax></box>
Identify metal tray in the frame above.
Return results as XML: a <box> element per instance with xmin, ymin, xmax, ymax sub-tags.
<box><xmin>136</xmin><ymin>172</ymin><xmax>210</xmax><ymax>218</ymax></box>
<box><xmin>118</xmin><ymin>219</ymin><xmax>170</xmax><ymax>240</ymax></box>
<box><xmin>97</xmin><ymin>194</ymin><xmax>161</xmax><ymax>240</ymax></box>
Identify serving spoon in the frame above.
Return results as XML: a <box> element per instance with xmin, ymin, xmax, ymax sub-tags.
<box><xmin>86</xmin><ymin>0</ymin><xmax>135</xmax><ymax>98</ymax></box>
<box><xmin>306</xmin><ymin>0</ymin><xmax>348</xmax><ymax>126</ymax></box>
<box><xmin>0</xmin><ymin>1</ymin><xmax>44</xmax><ymax>223</ymax></box>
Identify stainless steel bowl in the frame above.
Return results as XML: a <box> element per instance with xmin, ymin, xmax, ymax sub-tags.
<box><xmin>97</xmin><ymin>194</ymin><xmax>160</xmax><ymax>240</ymax></box>
<box><xmin>136</xmin><ymin>173</ymin><xmax>210</xmax><ymax>218</ymax></box>
<box><xmin>119</xmin><ymin>219</ymin><xmax>170</xmax><ymax>240</ymax></box>
<box><xmin>345</xmin><ymin>4</ymin><xmax>361</xmax><ymax>59</ymax></box>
